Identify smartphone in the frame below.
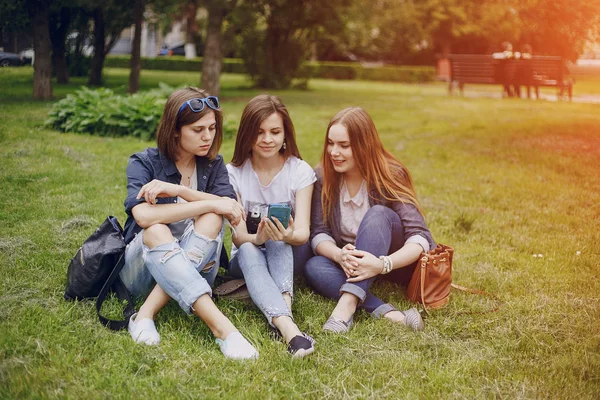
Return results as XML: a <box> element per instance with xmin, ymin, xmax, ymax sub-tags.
<box><xmin>267</xmin><ymin>203</ymin><xmax>292</xmax><ymax>229</ymax></box>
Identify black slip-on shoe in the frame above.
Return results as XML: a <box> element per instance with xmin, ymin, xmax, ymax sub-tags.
<box><xmin>287</xmin><ymin>333</ymin><xmax>315</xmax><ymax>358</ymax></box>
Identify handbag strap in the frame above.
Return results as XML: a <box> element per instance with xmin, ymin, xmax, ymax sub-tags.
<box><xmin>450</xmin><ymin>283</ymin><xmax>503</xmax><ymax>314</ymax></box>
<box><xmin>419</xmin><ymin>255</ymin><xmax>502</xmax><ymax>314</ymax></box>
<box><xmin>95</xmin><ymin>252</ymin><xmax>136</xmax><ymax>330</ymax></box>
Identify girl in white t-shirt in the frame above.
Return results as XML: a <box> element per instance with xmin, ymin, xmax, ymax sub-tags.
<box><xmin>226</xmin><ymin>95</ymin><xmax>316</xmax><ymax>357</ymax></box>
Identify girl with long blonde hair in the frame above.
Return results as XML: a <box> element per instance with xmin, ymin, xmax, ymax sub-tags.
<box><xmin>305</xmin><ymin>107</ymin><xmax>435</xmax><ymax>333</ymax></box>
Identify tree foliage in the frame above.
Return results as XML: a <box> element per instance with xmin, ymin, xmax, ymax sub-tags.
<box><xmin>239</xmin><ymin>0</ymin><xmax>353</xmax><ymax>89</ymax></box>
<box><xmin>518</xmin><ymin>0</ymin><xmax>600</xmax><ymax>61</ymax></box>
<box><xmin>4</xmin><ymin>0</ymin><xmax>600</xmax><ymax>94</ymax></box>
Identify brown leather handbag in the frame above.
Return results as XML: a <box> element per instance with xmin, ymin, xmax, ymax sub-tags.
<box><xmin>406</xmin><ymin>244</ymin><xmax>501</xmax><ymax>313</ymax></box>
<box><xmin>406</xmin><ymin>244</ymin><xmax>454</xmax><ymax>309</ymax></box>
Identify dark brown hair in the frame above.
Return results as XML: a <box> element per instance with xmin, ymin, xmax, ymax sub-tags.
<box><xmin>230</xmin><ymin>94</ymin><xmax>301</xmax><ymax>166</ymax></box>
<box><xmin>320</xmin><ymin>107</ymin><xmax>422</xmax><ymax>223</ymax></box>
<box><xmin>156</xmin><ymin>87</ymin><xmax>223</xmax><ymax>161</ymax></box>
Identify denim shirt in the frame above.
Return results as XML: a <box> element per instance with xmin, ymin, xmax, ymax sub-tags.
<box><xmin>123</xmin><ymin>147</ymin><xmax>236</xmax><ymax>244</ymax></box>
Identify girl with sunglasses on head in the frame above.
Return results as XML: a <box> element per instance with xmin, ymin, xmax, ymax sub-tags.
<box><xmin>226</xmin><ymin>95</ymin><xmax>316</xmax><ymax>357</ymax></box>
<box><xmin>305</xmin><ymin>107</ymin><xmax>436</xmax><ymax>333</ymax></box>
<box><xmin>119</xmin><ymin>87</ymin><xmax>258</xmax><ymax>360</ymax></box>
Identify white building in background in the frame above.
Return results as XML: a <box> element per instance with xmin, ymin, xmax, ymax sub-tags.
<box><xmin>109</xmin><ymin>23</ymin><xmax>164</xmax><ymax>57</ymax></box>
<box><xmin>109</xmin><ymin>11</ymin><xmax>191</xmax><ymax>57</ymax></box>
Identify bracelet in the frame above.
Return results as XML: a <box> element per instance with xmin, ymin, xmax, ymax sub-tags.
<box><xmin>379</xmin><ymin>255</ymin><xmax>393</xmax><ymax>274</ymax></box>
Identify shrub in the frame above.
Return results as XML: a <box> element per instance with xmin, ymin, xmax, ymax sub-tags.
<box><xmin>46</xmin><ymin>84</ymin><xmax>175</xmax><ymax>140</ymax></box>
<box><xmin>65</xmin><ymin>54</ymin><xmax>92</xmax><ymax>77</ymax></box>
<box><xmin>360</xmin><ymin>65</ymin><xmax>435</xmax><ymax>83</ymax></box>
<box><xmin>104</xmin><ymin>55</ymin><xmax>435</xmax><ymax>84</ymax></box>
<box><xmin>104</xmin><ymin>56</ymin><xmax>247</xmax><ymax>74</ymax></box>
<box><xmin>303</xmin><ymin>61</ymin><xmax>361</xmax><ymax>80</ymax></box>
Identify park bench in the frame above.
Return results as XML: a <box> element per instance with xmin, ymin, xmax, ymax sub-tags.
<box><xmin>437</xmin><ymin>54</ymin><xmax>573</xmax><ymax>100</ymax></box>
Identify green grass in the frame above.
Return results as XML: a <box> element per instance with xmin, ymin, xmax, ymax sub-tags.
<box><xmin>1</xmin><ymin>67</ymin><xmax>599</xmax><ymax>399</ymax></box>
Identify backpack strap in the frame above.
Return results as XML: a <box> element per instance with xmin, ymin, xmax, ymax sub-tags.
<box><xmin>95</xmin><ymin>252</ymin><xmax>136</xmax><ymax>331</ymax></box>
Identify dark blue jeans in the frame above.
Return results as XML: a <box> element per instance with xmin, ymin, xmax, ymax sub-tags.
<box><xmin>304</xmin><ymin>205</ymin><xmax>416</xmax><ymax>317</ymax></box>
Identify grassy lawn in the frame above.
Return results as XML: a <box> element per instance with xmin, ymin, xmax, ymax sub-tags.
<box><xmin>1</xmin><ymin>67</ymin><xmax>599</xmax><ymax>399</ymax></box>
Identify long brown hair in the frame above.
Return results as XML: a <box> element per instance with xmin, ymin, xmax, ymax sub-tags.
<box><xmin>230</xmin><ymin>94</ymin><xmax>301</xmax><ymax>166</ymax></box>
<box><xmin>156</xmin><ymin>87</ymin><xmax>223</xmax><ymax>161</ymax></box>
<box><xmin>321</xmin><ymin>107</ymin><xmax>422</xmax><ymax>224</ymax></box>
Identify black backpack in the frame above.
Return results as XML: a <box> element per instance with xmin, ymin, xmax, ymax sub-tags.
<box><xmin>65</xmin><ymin>216</ymin><xmax>135</xmax><ymax>330</ymax></box>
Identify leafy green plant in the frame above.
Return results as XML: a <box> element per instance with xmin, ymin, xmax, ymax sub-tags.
<box><xmin>45</xmin><ymin>84</ymin><xmax>175</xmax><ymax>140</ymax></box>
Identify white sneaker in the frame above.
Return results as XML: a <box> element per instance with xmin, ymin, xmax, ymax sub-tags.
<box><xmin>216</xmin><ymin>332</ymin><xmax>258</xmax><ymax>360</ymax></box>
<box><xmin>128</xmin><ymin>313</ymin><xmax>160</xmax><ymax>345</ymax></box>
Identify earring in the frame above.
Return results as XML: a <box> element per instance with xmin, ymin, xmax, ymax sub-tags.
<box><xmin>282</xmin><ymin>140</ymin><xmax>287</xmax><ymax>151</ymax></box>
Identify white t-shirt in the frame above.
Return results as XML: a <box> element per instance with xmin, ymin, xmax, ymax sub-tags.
<box><xmin>226</xmin><ymin>156</ymin><xmax>316</xmax><ymax>255</ymax></box>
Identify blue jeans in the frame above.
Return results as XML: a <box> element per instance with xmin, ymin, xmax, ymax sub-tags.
<box><xmin>120</xmin><ymin>219</ymin><xmax>224</xmax><ymax>315</ymax></box>
<box><xmin>229</xmin><ymin>241</ymin><xmax>295</xmax><ymax>326</ymax></box>
<box><xmin>304</xmin><ymin>205</ymin><xmax>416</xmax><ymax>317</ymax></box>
<box><xmin>292</xmin><ymin>242</ymin><xmax>313</xmax><ymax>277</ymax></box>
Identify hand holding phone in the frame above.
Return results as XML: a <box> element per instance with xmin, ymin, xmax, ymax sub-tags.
<box><xmin>267</xmin><ymin>203</ymin><xmax>292</xmax><ymax>229</ymax></box>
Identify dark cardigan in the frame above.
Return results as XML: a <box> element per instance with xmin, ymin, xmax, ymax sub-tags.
<box><xmin>309</xmin><ymin>166</ymin><xmax>436</xmax><ymax>252</ymax></box>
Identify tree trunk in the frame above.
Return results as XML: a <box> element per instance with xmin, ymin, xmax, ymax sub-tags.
<box><xmin>31</xmin><ymin>2</ymin><xmax>53</xmax><ymax>100</ymax></box>
<box><xmin>50</xmin><ymin>7</ymin><xmax>72</xmax><ymax>84</ymax></box>
<box><xmin>53</xmin><ymin>53</ymin><xmax>69</xmax><ymax>83</ymax></box>
<box><xmin>201</xmin><ymin>2</ymin><xmax>225</xmax><ymax>96</ymax></box>
<box><xmin>128</xmin><ymin>0</ymin><xmax>145</xmax><ymax>94</ymax></box>
<box><xmin>184</xmin><ymin>0</ymin><xmax>198</xmax><ymax>59</ymax></box>
<box><xmin>88</xmin><ymin>8</ymin><xmax>106</xmax><ymax>86</ymax></box>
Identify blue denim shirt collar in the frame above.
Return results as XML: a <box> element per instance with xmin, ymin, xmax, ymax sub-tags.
<box><xmin>159</xmin><ymin>150</ymin><xmax>180</xmax><ymax>178</ymax></box>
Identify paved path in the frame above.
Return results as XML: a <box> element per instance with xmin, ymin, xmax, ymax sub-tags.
<box><xmin>461</xmin><ymin>91</ymin><xmax>600</xmax><ymax>104</ymax></box>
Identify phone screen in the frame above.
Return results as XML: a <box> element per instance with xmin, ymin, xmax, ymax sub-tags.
<box><xmin>267</xmin><ymin>204</ymin><xmax>291</xmax><ymax>229</ymax></box>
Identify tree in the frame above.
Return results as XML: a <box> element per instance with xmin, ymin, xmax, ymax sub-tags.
<box><xmin>49</xmin><ymin>5</ymin><xmax>72</xmax><ymax>83</ymax></box>
<box><xmin>335</xmin><ymin>0</ymin><xmax>427</xmax><ymax>64</ymax></box>
<box><xmin>1</xmin><ymin>0</ymin><xmax>53</xmax><ymax>98</ymax></box>
<box><xmin>240</xmin><ymin>0</ymin><xmax>352</xmax><ymax>89</ymax></box>
<box><xmin>200</xmin><ymin>0</ymin><xmax>236</xmax><ymax>96</ymax></box>
<box><xmin>423</xmin><ymin>0</ymin><xmax>487</xmax><ymax>56</ymax></box>
<box><xmin>0</xmin><ymin>0</ymin><xmax>30</xmax><ymax>52</ymax></box>
<box><xmin>518</xmin><ymin>0</ymin><xmax>600</xmax><ymax>60</ymax></box>
<box><xmin>184</xmin><ymin>0</ymin><xmax>198</xmax><ymax>58</ymax></box>
<box><xmin>128</xmin><ymin>0</ymin><xmax>145</xmax><ymax>94</ymax></box>
<box><xmin>30</xmin><ymin>0</ymin><xmax>53</xmax><ymax>99</ymax></box>
<box><xmin>88</xmin><ymin>0</ymin><xmax>134</xmax><ymax>86</ymax></box>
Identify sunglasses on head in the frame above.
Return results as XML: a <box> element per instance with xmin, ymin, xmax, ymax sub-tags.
<box><xmin>177</xmin><ymin>96</ymin><xmax>220</xmax><ymax>116</ymax></box>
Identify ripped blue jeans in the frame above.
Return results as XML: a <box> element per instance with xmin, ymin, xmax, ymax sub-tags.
<box><xmin>229</xmin><ymin>241</ymin><xmax>294</xmax><ymax>326</ymax></box>
<box><xmin>120</xmin><ymin>218</ymin><xmax>223</xmax><ymax>315</ymax></box>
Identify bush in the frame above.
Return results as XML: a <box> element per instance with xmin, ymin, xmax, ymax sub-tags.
<box><xmin>46</xmin><ymin>84</ymin><xmax>175</xmax><ymax>140</ymax></box>
<box><xmin>105</xmin><ymin>56</ymin><xmax>246</xmax><ymax>74</ymax></box>
<box><xmin>303</xmin><ymin>61</ymin><xmax>361</xmax><ymax>80</ymax></box>
<box><xmin>302</xmin><ymin>61</ymin><xmax>436</xmax><ymax>83</ymax></box>
<box><xmin>65</xmin><ymin>54</ymin><xmax>92</xmax><ymax>77</ymax></box>
<box><xmin>360</xmin><ymin>65</ymin><xmax>435</xmax><ymax>83</ymax></box>
<box><xmin>105</xmin><ymin>56</ymin><xmax>435</xmax><ymax>84</ymax></box>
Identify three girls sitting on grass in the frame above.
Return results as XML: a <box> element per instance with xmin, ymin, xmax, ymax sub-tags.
<box><xmin>119</xmin><ymin>87</ymin><xmax>434</xmax><ymax>360</ymax></box>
